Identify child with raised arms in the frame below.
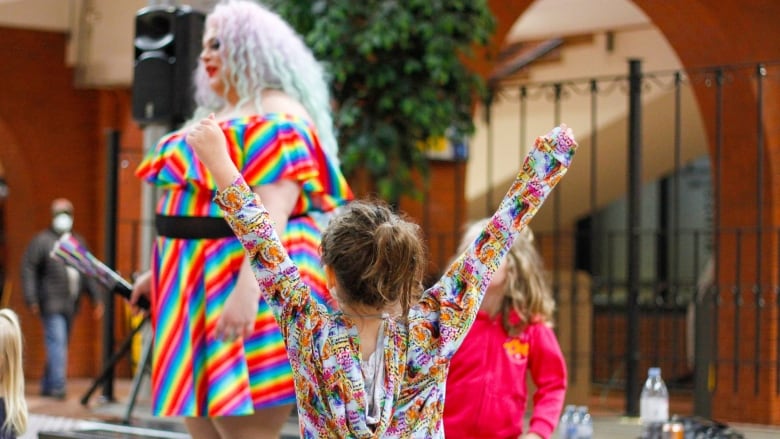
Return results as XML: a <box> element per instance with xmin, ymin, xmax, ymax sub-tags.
<box><xmin>185</xmin><ymin>114</ymin><xmax>577</xmax><ymax>437</ymax></box>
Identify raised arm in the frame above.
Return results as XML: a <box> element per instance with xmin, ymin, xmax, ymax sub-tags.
<box><xmin>413</xmin><ymin>125</ymin><xmax>578</xmax><ymax>359</ymax></box>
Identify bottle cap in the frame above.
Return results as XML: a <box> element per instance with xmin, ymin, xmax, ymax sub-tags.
<box><xmin>648</xmin><ymin>367</ymin><xmax>661</xmax><ymax>377</ymax></box>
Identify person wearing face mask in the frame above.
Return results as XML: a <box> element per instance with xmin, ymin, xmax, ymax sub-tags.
<box><xmin>21</xmin><ymin>198</ymin><xmax>104</xmax><ymax>400</ymax></box>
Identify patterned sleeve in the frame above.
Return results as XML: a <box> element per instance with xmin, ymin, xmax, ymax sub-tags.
<box><xmin>213</xmin><ymin>175</ymin><xmax>323</xmax><ymax>338</ymax></box>
<box><xmin>408</xmin><ymin>125</ymin><xmax>578</xmax><ymax>362</ymax></box>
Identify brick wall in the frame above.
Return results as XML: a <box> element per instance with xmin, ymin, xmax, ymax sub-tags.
<box><xmin>0</xmin><ymin>27</ymin><xmax>140</xmax><ymax>380</ymax></box>
<box><xmin>473</xmin><ymin>0</ymin><xmax>780</xmax><ymax>426</ymax></box>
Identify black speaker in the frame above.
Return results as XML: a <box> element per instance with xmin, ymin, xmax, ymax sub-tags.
<box><xmin>132</xmin><ymin>5</ymin><xmax>205</xmax><ymax>126</ymax></box>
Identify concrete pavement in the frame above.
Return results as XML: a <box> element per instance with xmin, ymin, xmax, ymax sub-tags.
<box><xmin>24</xmin><ymin>378</ymin><xmax>780</xmax><ymax>438</ymax></box>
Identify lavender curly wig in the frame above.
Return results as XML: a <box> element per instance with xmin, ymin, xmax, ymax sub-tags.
<box><xmin>192</xmin><ymin>0</ymin><xmax>339</xmax><ymax>162</ymax></box>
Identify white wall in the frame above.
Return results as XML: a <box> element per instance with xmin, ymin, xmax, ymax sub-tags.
<box><xmin>466</xmin><ymin>26</ymin><xmax>709</xmax><ymax>232</ymax></box>
<box><xmin>0</xmin><ymin>0</ymin><xmax>219</xmax><ymax>87</ymax></box>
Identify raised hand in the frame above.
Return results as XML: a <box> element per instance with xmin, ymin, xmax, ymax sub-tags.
<box><xmin>185</xmin><ymin>114</ymin><xmax>240</xmax><ymax>191</ymax></box>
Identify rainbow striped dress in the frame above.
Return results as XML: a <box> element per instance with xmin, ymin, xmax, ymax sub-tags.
<box><xmin>135</xmin><ymin>113</ymin><xmax>353</xmax><ymax>417</ymax></box>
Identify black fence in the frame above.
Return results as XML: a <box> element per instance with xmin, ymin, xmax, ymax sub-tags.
<box><xmin>425</xmin><ymin>59</ymin><xmax>780</xmax><ymax>418</ymax></box>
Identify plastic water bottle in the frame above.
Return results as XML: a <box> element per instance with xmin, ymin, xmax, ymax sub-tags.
<box><xmin>640</xmin><ymin>367</ymin><xmax>669</xmax><ymax>438</ymax></box>
<box><xmin>566</xmin><ymin>406</ymin><xmax>582</xmax><ymax>439</ymax></box>
<box><xmin>576</xmin><ymin>406</ymin><xmax>593</xmax><ymax>439</ymax></box>
<box><xmin>558</xmin><ymin>405</ymin><xmax>576</xmax><ymax>439</ymax></box>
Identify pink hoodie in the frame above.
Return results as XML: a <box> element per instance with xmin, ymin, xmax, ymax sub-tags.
<box><xmin>444</xmin><ymin>310</ymin><xmax>567</xmax><ymax>438</ymax></box>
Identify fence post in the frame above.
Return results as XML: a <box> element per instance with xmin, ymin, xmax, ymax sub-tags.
<box><xmin>101</xmin><ymin>129</ymin><xmax>120</xmax><ymax>401</ymax></box>
<box><xmin>625</xmin><ymin>58</ymin><xmax>643</xmax><ymax>417</ymax></box>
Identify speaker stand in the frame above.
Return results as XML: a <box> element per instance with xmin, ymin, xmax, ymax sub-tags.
<box><xmin>123</xmin><ymin>320</ymin><xmax>153</xmax><ymax>424</ymax></box>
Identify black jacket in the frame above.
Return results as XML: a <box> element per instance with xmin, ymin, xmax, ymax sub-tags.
<box><xmin>21</xmin><ymin>228</ymin><xmax>102</xmax><ymax>316</ymax></box>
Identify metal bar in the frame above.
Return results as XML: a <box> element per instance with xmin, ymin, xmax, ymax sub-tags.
<box><xmin>520</xmin><ymin>86</ymin><xmax>527</xmax><ymax>169</ymax></box>
<box><xmin>590</xmin><ymin>79</ymin><xmax>599</xmax><ymax>232</ymax></box>
<box><xmin>552</xmin><ymin>83</ymin><xmax>562</xmax><ymax>306</ymax></box>
<box><xmin>485</xmin><ymin>92</ymin><xmax>494</xmax><ymax>216</ymax></box>
<box><xmin>712</xmin><ymin>67</ymin><xmax>724</xmax><ymax>390</ymax></box>
<box><xmin>607</xmin><ymin>231</ymin><xmax>616</xmax><ymax>379</ymax></box>
<box><xmin>625</xmin><ymin>59</ymin><xmax>642</xmax><ymax>417</ymax></box>
<box><xmin>453</xmin><ymin>160</ymin><xmax>465</xmax><ymax>267</ymax></box>
<box><xmin>587</xmin><ymin>79</ymin><xmax>598</xmax><ymax>388</ymax></box>
<box><xmin>693</xmin><ymin>229</ymin><xmax>712</xmax><ymax>417</ymax></box>
<box><xmin>733</xmin><ymin>230</ymin><xmax>742</xmax><ymax>393</ymax></box>
<box><xmin>777</xmin><ymin>227</ymin><xmax>780</xmax><ymax>395</ymax></box>
<box><xmin>101</xmin><ymin>129</ymin><xmax>121</xmax><ymax>401</ymax></box>
<box><xmin>570</xmin><ymin>230</ymin><xmax>578</xmax><ymax>384</ymax></box>
<box><xmin>554</xmin><ymin>82</ymin><xmax>562</xmax><ymax>125</ymax></box>
<box><xmin>123</xmin><ymin>320</ymin><xmax>152</xmax><ymax>424</ymax></box>
<box><xmin>673</xmin><ymin>72</ymin><xmax>683</xmax><ymax>377</ymax></box>
<box><xmin>753</xmin><ymin>64</ymin><xmax>765</xmax><ymax>395</ymax></box>
<box><xmin>655</xmin><ymin>190</ymin><xmax>668</xmax><ymax>369</ymax></box>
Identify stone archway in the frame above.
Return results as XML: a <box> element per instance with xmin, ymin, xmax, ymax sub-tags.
<box><xmin>480</xmin><ymin>0</ymin><xmax>780</xmax><ymax>425</ymax></box>
<box><xmin>632</xmin><ymin>0</ymin><xmax>780</xmax><ymax>424</ymax></box>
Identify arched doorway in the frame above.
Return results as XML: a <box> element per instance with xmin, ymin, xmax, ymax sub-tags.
<box><xmin>476</xmin><ymin>0</ymin><xmax>780</xmax><ymax>426</ymax></box>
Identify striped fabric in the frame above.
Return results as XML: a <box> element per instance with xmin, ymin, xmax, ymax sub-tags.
<box><xmin>136</xmin><ymin>114</ymin><xmax>352</xmax><ymax>417</ymax></box>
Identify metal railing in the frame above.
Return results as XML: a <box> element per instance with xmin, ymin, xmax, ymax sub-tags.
<box><xmin>425</xmin><ymin>59</ymin><xmax>780</xmax><ymax>418</ymax></box>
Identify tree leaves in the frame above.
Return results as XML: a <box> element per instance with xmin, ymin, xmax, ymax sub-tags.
<box><xmin>268</xmin><ymin>0</ymin><xmax>495</xmax><ymax>201</ymax></box>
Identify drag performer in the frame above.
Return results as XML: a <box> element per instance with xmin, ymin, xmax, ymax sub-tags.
<box><xmin>131</xmin><ymin>1</ymin><xmax>352</xmax><ymax>438</ymax></box>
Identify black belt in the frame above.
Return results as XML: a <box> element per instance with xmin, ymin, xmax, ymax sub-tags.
<box><xmin>156</xmin><ymin>212</ymin><xmax>311</xmax><ymax>240</ymax></box>
<box><xmin>155</xmin><ymin>215</ymin><xmax>233</xmax><ymax>240</ymax></box>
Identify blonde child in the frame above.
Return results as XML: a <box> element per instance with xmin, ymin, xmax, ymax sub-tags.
<box><xmin>185</xmin><ymin>114</ymin><xmax>576</xmax><ymax>437</ymax></box>
<box><xmin>444</xmin><ymin>223</ymin><xmax>567</xmax><ymax>439</ymax></box>
<box><xmin>0</xmin><ymin>309</ymin><xmax>27</xmax><ymax>438</ymax></box>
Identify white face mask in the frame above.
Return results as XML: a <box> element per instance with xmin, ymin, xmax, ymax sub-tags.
<box><xmin>52</xmin><ymin>213</ymin><xmax>73</xmax><ymax>234</ymax></box>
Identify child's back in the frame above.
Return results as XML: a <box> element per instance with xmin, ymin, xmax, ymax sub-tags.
<box><xmin>188</xmin><ymin>116</ymin><xmax>577</xmax><ymax>437</ymax></box>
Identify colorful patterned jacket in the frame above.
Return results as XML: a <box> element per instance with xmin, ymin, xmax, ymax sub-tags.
<box><xmin>214</xmin><ymin>125</ymin><xmax>577</xmax><ymax>438</ymax></box>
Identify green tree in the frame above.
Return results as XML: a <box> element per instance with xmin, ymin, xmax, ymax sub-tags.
<box><xmin>269</xmin><ymin>0</ymin><xmax>495</xmax><ymax>201</ymax></box>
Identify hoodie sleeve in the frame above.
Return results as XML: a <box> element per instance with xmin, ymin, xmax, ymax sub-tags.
<box><xmin>409</xmin><ymin>125</ymin><xmax>578</xmax><ymax>362</ymax></box>
<box><xmin>527</xmin><ymin>323</ymin><xmax>568</xmax><ymax>438</ymax></box>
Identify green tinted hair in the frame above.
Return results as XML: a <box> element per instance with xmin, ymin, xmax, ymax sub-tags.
<box><xmin>192</xmin><ymin>0</ymin><xmax>339</xmax><ymax>163</ymax></box>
